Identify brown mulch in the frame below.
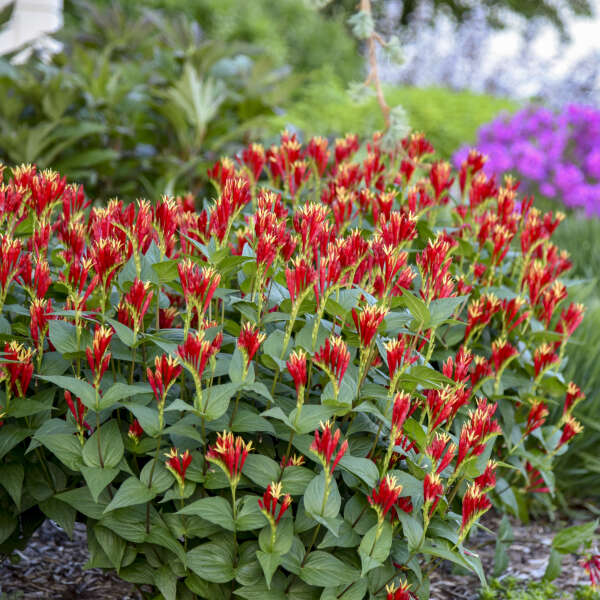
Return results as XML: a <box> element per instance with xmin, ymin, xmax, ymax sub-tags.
<box><xmin>0</xmin><ymin>521</ymin><xmax>141</xmax><ymax>600</ymax></box>
<box><xmin>0</xmin><ymin>515</ymin><xmax>594</xmax><ymax>599</ymax></box>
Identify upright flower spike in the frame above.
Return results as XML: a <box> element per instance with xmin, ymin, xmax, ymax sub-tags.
<box><xmin>165</xmin><ymin>448</ymin><xmax>192</xmax><ymax>495</ymax></box>
<box><xmin>206</xmin><ymin>431</ymin><xmax>253</xmax><ymax>487</ymax></box>
<box><xmin>351</xmin><ymin>304</ymin><xmax>388</xmax><ymax>348</ymax></box>
<box><xmin>177</xmin><ymin>331</ymin><xmax>219</xmax><ymax>382</ymax></box>
<box><xmin>86</xmin><ymin>326</ymin><xmax>114</xmax><ymax>386</ymax></box>
<box><xmin>313</xmin><ymin>336</ymin><xmax>350</xmax><ymax>399</ymax></box>
<box><xmin>491</xmin><ymin>338</ymin><xmax>518</xmax><ymax>373</ymax></box>
<box><xmin>258</xmin><ymin>482</ymin><xmax>292</xmax><ymax>530</ymax></box>
<box><xmin>464</xmin><ymin>294</ymin><xmax>501</xmax><ymax>341</ymax></box>
<box><xmin>429</xmin><ymin>161</ymin><xmax>454</xmax><ymax>201</ymax></box>
<box><xmin>241</xmin><ymin>142</ymin><xmax>266</xmax><ymax>183</ymax></box>
<box><xmin>426</xmin><ymin>433</ymin><xmax>457</xmax><ymax>475</ymax></box>
<box><xmin>89</xmin><ymin>238</ymin><xmax>124</xmax><ymax>290</ymax></box>
<box><xmin>310</xmin><ymin>420</ymin><xmax>348</xmax><ymax>475</ymax></box>
<box><xmin>563</xmin><ymin>382</ymin><xmax>585</xmax><ymax>416</ymax></box>
<box><xmin>0</xmin><ymin>234</ymin><xmax>21</xmax><ymax>308</ymax></box>
<box><xmin>386</xmin><ymin>580</ymin><xmax>412</xmax><ymax>600</ymax></box>
<box><xmin>147</xmin><ymin>355</ymin><xmax>182</xmax><ymax>429</ymax></box>
<box><xmin>533</xmin><ymin>343</ymin><xmax>559</xmax><ymax>379</ymax></box>
<box><xmin>581</xmin><ymin>554</ymin><xmax>600</xmax><ymax>589</ymax></box>
<box><xmin>117</xmin><ymin>278</ymin><xmax>153</xmax><ymax>331</ymax></box>
<box><xmin>557</xmin><ymin>416</ymin><xmax>583</xmax><ymax>449</ymax></box>
<box><xmin>368</xmin><ymin>475</ymin><xmax>403</xmax><ymax>522</ymax></box>
<box><xmin>555</xmin><ymin>302</ymin><xmax>585</xmax><ymax>339</ymax></box>
<box><xmin>64</xmin><ymin>390</ymin><xmax>91</xmax><ymax>445</ymax></box>
<box><xmin>474</xmin><ymin>460</ymin><xmax>497</xmax><ymax>492</ymax></box>
<box><xmin>307</xmin><ymin>136</ymin><xmax>330</xmax><ymax>176</ymax></box>
<box><xmin>177</xmin><ymin>259</ymin><xmax>221</xmax><ymax>323</ymax></box>
<box><xmin>237</xmin><ymin>322</ymin><xmax>266</xmax><ymax>369</ymax></box>
<box><xmin>501</xmin><ymin>297</ymin><xmax>529</xmax><ymax>333</ymax></box>
<box><xmin>423</xmin><ymin>472</ymin><xmax>444</xmax><ymax>518</ymax></box>
<box><xmin>391</xmin><ymin>392</ymin><xmax>412</xmax><ymax>437</ymax></box>
<box><xmin>1</xmin><ymin>341</ymin><xmax>34</xmax><ymax>399</ymax></box>
<box><xmin>525</xmin><ymin>400</ymin><xmax>549</xmax><ymax>436</ymax></box>
<box><xmin>29</xmin><ymin>297</ymin><xmax>53</xmax><ymax>348</ymax></box>
<box><xmin>128</xmin><ymin>419</ymin><xmax>144</xmax><ymax>445</ymax></box>
<box><xmin>286</xmin><ymin>349</ymin><xmax>307</xmax><ymax>396</ymax></box>
<box><xmin>385</xmin><ymin>336</ymin><xmax>418</xmax><ymax>388</ymax></box>
<box><xmin>280</xmin><ymin>454</ymin><xmax>305</xmax><ymax>468</ymax></box>
<box><xmin>285</xmin><ymin>256</ymin><xmax>316</xmax><ymax>306</ymax></box>
<box><xmin>460</xmin><ymin>484</ymin><xmax>491</xmax><ymax>540</ymax></box>
<box><xmin>456</xmin><ymin>400</ymin><xmax>502</xmax><ymax>469</ymax></box>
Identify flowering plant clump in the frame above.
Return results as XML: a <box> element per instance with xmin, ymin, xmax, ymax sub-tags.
<box><xmin>0</xmin><ymin>133</ymin><xmax>590</xmax><ymax>598</ymax></box>
<box><xmin>454</xmin><ymin>104</ymin><xmax>600</xmax><ymax>216</ymax></box>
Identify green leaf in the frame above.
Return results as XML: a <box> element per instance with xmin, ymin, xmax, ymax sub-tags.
<box><xmin>321</xmin><ymin>580</ymin><xmax>368</xmax><ymax>600</ymax></box>
<box><xmin>304</xmin><ymin>473</ymin><xmax>341</xmax><ymax>520</ymax></box>
<box><xmin>289</xmin><ymin>405</ymin><xmax>335</xmax><ymax>434</ymax></box>
<box><xmin>106</xmin><ymin>317</ymin><xmax>136</xmax><ymax>347</ymax></box>
<box><xmin>104</xmin><ymin>477</ymin><xmax>156</xmax><ymax>513</ymax></box>
<box><xmin>544</xmin><ymin>548</ymin><xmax>562</xmax><ymax>581</ymax></box>
<box><xmin>243</xmin><ymin>454</ymin><xmax>281</xmax><ymax>489</ymax></box>
<box><xmin>232</xmin><ymin>409</ymin><xmax>275</xmax><ymax>435</ymax></box>
<box><xmin>299</xmin><ymin>551</ymin><xmax>360</xmax><ymax>587</ymax></box>
<box><xmin>124</xmin><ymin>403</ymin><xmax>160</xmax><ymax>437</ymax></box>
<box><xmin>552</xmin><ymin>520</ymin><xmax>598</xmax><ymax>554</ymax></box>
<box><xmin>338</xmin><ymin>455</ymin><xmax>378</xmax><ymax>488</ymax></box>
<box><xmin>398</xmin><ymin>291</ymin><xmax>430</xmax><ymax>326</ymax></box>
<box><xmin>359</xmin><ymin>522</ymin><xmax>393</xmax><ymax>576</ymax></box>
<box><xmin>179</xmin><ymin>496</ymin><xmax>235</xmax><ymax>531</ymax></box>
<box><xmin>56</xmin><ymin>487</ymin><xmax>109</xmax><ymax>520</ymax></box>
<box><xmin>256</xmin><ymin>550</ymin><xmax>282</xmax><ymax>589</ymax></box>
<box><xmin>187</xmin><ymin>536</ymin><xmax>236</xmax><ymax>583</ymax></box>
<box><xmin>154</xmin><ymin>564</ymin><xmax>177</xmax><ymax>600</ymax></box>
<box><xmin>428</xmin><ymin>296</ymin><xmax>467</xmax><ymax>327</ymax></box>
<box><xmin>281</xmin><ymin>466</ymin><xmax>315</xmax><ymax>496</ymax></box>
<box><xmin>422</xmin><ymin>540</ymin><xmax>485</xmax><ymax>585</ymax></box>
<box><xmin>236</xmin><ymin>495</ymin><xmax>267</xmax><ymax>531</ymax></box>
<box><xmin>204</xmin><ymin>382</ymin><xmax>240</xmax><ymax>421</ymax></box>
<box><xmin>37</xmin><ymin>375</ymin><xmax>96</xmax><ymax>410</ymax></box>
<box><xmin>82</xmin><ymin>421</ymin><xmax>124</xmax><ymax>469</ymax></box>
<box><xmin>258</xmin><ymin>519</ymin><xmax>293</xmax><ymax>555</ymax></box>
<box><xmin>35</xmin><ymin>432</ymin><xmax>82</xmax><ymax>471</ymax></box>
<box><xmin>0</xmin><ymin>463</ymin><xmax>24</xmax><ymax>507</ymax></box>
<box><xmin>48</xmin><ymin>320</ymin><xmax>90</xmax><ymax>355</ymax></box>
<box><xmin>0</xmin><ymin>425</ymin><xmax>30</xmax><ymax>460</ymax></box>
<box><xmin>397</xmin><ymin>510</ymin><xmax>424</xmax><ymax>551</ymax></box>
<box><xmin>99</xmin><ymin>383</ymin><xmax>152</xmax><ymax>410</ymax></box>
<box><xmin>39</xmin><ymin>497</ymin><xmax>76</xmax><ymax>539</ymax></box>
<box><xmin>229</xmin><ymin>347</ymin><xmax>247</xmax><ymax>383</ymax></box>
<box><xmin>94</xmin><ymin>524</ymin><xmax>126</xmax><ymax>571</ymax></box>
<box><xmin>80</xmin><ymin>466</ymin><xmax>120</xmax><ymax>503</ymax></box>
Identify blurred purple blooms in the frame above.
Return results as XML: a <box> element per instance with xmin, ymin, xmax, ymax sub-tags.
<box><xmin>454</xmin><ymin>104</ymin><xmax>600</xmax><ymax>216</ymax></box>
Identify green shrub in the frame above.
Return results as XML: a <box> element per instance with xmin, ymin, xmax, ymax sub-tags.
<box><xmin>268</xmin><ymin>70</ymin><xmax>519</xmax><ymax>158</ymax></box>
<box><xmin>0</xmin><ymin>132</ymin><xmax>591</xmax><ymax>597</ymax></box>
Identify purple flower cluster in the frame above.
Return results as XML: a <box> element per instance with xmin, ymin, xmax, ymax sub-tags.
<box><xmin>453</xmin><ymin>104</ymin><xmax>600</xmax><ymax>216</ymax></box>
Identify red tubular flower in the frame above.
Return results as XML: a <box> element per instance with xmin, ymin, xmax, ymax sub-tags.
<box><xmin>557</xmin><ymin>416</ymin><xmax>583</xmax><ymax>449</ymax></box>
<box><xmin>533</xmin><ymin>344</ymin><xmax>559</xmax><ymax>378</ymax></box>
<box><xmin>391</xmin><ymin>392</ymin><xmax>412</xmax><ymax>435</ymax></box>
<box><xmin>258</xmin><ymin>482</ymin><xmax>292</xmax><ymax>525</ymax></box>
<box><xmin>293</xmin><ymin>203</ymin><xmax>329</xmax><ymax>256</ymax></box>
<box><xmin>286</xmin><ymin>349</ymin><xmax>307</xmax><ymax>395</ymax></box>
<box><xmin>539</xmin><ymin>281</ymin><xmax>567</xmax><ymax>327</ymax></box>
<box><xmin>386</xmin><ymin>580</ymin><xmax>412</xmax><ymax>600</ymax></box>
<box><xmin>491</xmin><ymin>338</ymin><xmax>518</xmax><ymax>373</ymax></box>
<box><xmin>426</xmin><ymin>386</ymin><xmax>455</xmax><ymax>430</ymax></box>
<box><xmin>86</xmin><ymin>326</ymin><xmax>114</xmax><ymax>384</ymax></box>
<box><xmin>385</xmin><ymin>336</ymin><xmax>418</xmax><ymax>382</ymax></box>
<box><xmin>255</xmin><ymin>232</ymin><xmax>278</xmax><ymax>272</ymax></box>
<box><xmin>1</xmin><ymin>341</ymin><xmax>34</xmax><ymax>398</ymax></box>
<box><xmin>177</xmin><ymin>259</ymin><xmax>221</xmax><ymax>319</ymax></box>
<box><xmin>402</xmin><ymin>132</ymin><xmax>434</xmax><ymax>159</ymax></box>
<box><xmin>89</xmin><ymin>238</ymin><xmax>124</xmax><ymax>289</ymax></box>
<box><xmin>280</xmin><ymin>454</ymin><xmax>305</xmax><ymax>468</ymax></box>
<box><xmin>525</xmin><ymin>462</ymin><xmax>550</xmax><ymax>494</ymax></box>
<box><xmin>523</xmin><ymin>260</ymin><xmax>554</xmax><ymax>306</ymax></box>
<box><xmin>378</xmin><ymin>211</ymin><xmax>417</xmax><ymax>247</ymax></box>
<box><xmin>159</xmin><ymin>307</ymin><xmax>178</xmax><ymax>329</ymax></box>
<box><xmin>177</xmin><ymin>331</ymin><xmax>220</xmax><ymax>380</ymax></box>
<box><xmin>30</xmin><ymin>297</ymin><xmax>53</xmax><ymax>347</ymax></box>
<box><xmin>501</xmin><ymin>297</ymin><xmax>529</xmax><ymax>333</ymax></box>
<box><xmin>368</xmin><ymin>475</ymin><xmax>403</xmax><ymax>520</ymax></box>
<box><xmin>147</xmin><ymin>355</ymin><xmax>182</xmax><ymax>405</ymax></box>
<box><xmin>285</xmin><ymin>257</ymin><xmax>316</xmax><ymax>305</ymax></box>
<box><xmin>581</xmin><ymin>554</ymin><xmax>600</xmax><ymax>589</ymax></box>
<box><xmin>423</xmin><ymin>472</ymin><xmax>444</xmax><ymax>517</ymax></box>
<box><xmin>241</xmin><ymin>143</ymin><xmax>266</xmax><ymax>183</ymax></box>
<box><xmin>465</xmin><ymin>294</ymin><xmax>501</xmax><ymax>340</ymax></box>
<box><xmin>165</xmin><ymin>448</ymin><xmax>192</xmax><ymax>487</ymax></box>
<box><xmin>0</xmin><ymin>235</ymin><xmax>22</xmax><ymax>296</ymax></box>
<box><xmin>207</xmin><ymin>157</ymin><xmax>236</xmax><ymax>190</ymax></box>
<box><xmin>474</xmin><ymin>460</ymin><xmax>497</xmax><ymax>492</ymax></box>
<box><xmin>563</xmin><ymin>382</ymin><xmax>585</xmax><ymax>416</ymax></box>
<box><xmin>128</xmin><ymin>419</ymin><xmax>144</xmax><ymax>443</ymax></box>
<box><xmin>334</xmin><ymin>133</ymin><xmax>359</xmax><ymax>165</ymax></box>
<box><xmin>206</xmin><ymin>431</ymin><xmax>253</xmax><ymax>485</ymax></box>
<box><xmin>33</xmin><ymin>260</ymin><xmax>52</xmax><ymax>299</ymax></box>
<box><xmin>525</xmin><ymin>400</ymin><xmax>549</xmax><ymax>436</ymax></box>
<box><xmin>237</xmin><ymin>322</ymin><xmax>266</xmax><ymax>367</ymax></box>
<box><xmin>460</xmin><ymin>484</ymin><xmax>491</xmax><ymax>536</ymax></box>
<box><xmin>429</xmin><ymin>161</ymin><xmax>454</xmax><ymax>202</ymax></box>
<box><xmin>555</xmin><ymin>302</ymin><xmax>585</xmax><ymax>338</ymax></box>
<box><xmin>456</xmin><ymin>400</ymin><xmax>502</xmax><ymax>468</ymax></box>
<box><xmin>307</xmin><ymin>136</ymin><xmax>330</xmax><ymax>176</ymax></box>
<box><xmin>117</xmin><ymin>278</ymin><xmax>153</xmax><ymax>330</ymax></box>
<box><xmin>352</xmin><ymin>305</ymin><xmax>388</xmax><ymax>347</ymax></box>
<box><xmin>313</xmin><ymin>336</ymin><xmax>350</xmax><ymax>394</ymax></box>
<box><xmin>471</xmin><ymin>355</ymin><xmax>493</xmax><ymax>387</ymax></box>
<box><xmin>310</xmin><ymin>420</ymin><xmax>348</xmax><ymax>474</ymax></box>
<box><xmin>443</xmin><ymin>347</ymin><xmax>473</xmax><ymax>385</ymax></box>
<box><xmin>458</xmin><ymin>149</ymin><xmax>487</xmax><ymax>194</ymax></box>
<box><xmin>64</xmin><ymin>390</ymin><xmax>90</xmax><ymax>431</ymax></box>
<box><xmin>209</xmin><ymin>177</ymin><xmax>252</xmax><ymax>242</ymax></box>
<box><xmin>427</xmin><ymin>433</ymin><xmax>457</xmax><ymax>475</ymax></box>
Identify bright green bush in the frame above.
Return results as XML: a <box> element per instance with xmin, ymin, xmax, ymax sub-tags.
<box><xmin>268</xmin><ymin>70</ymin><xmax>519</xmax><ymax>158</ymax></box>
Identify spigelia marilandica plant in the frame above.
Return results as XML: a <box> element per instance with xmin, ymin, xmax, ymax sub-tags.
<box><xmin>0</xmin><ymin>134</ymin><xmax>590</xmax><ymax>598</ymax></box>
